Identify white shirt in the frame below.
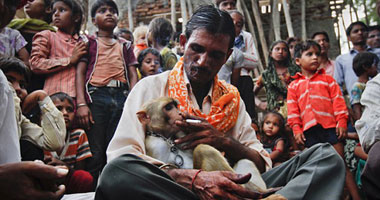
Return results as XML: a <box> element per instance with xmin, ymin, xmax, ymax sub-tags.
<box><xmin>107</xmin><ymin>70</ymin><xmax>272</xmax><ymax>170</ymax></box>
<box><xmin>0</xmin><ymin>70</ymin><xmax>20</xmax><ymax>164</ymax></box>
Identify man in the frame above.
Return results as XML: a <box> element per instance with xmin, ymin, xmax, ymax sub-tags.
<box><xmin>97</xmin><ymin>6</ymin><xmax>345</xmax><ymax>200</ymax></box>
<box><xmin>367</xmin><ymin>25</ymin><xmax>380</xmax><ymax>48</ymax></box>
<box><xmin>312</xmin><ymin>31</ymin><xmax>334</xmax><ymax>76</ymax></box>
<box><xmin>334</xmin><ymin>21</ymin><xmax>380</xmax><ymax>104</ymax></box>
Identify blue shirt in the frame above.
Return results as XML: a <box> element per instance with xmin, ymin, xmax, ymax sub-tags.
<box><xmin>333</xmin><ymin>47</ymin><xmax>380</xmax><ymax>104</ymax></box>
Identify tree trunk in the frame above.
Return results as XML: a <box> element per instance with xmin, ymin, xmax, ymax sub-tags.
<box><xmin>272</xmin><ymin>0</ymin><xmax>281</xmax><ymax>41</ymax></box>
<box><xmin>127</xmin><ymin>0</ymin><xmax>133</xmax><ymax>31</ymax></box>
<box><xmin>363</xmin><ymin>0</ymin><xmax>369</xmax><ymax>25</ymax></box>
<box><xmin>282</xmin><ymin>0</ymin><xmax>294</xmax><ymax>37</ymax></box>
<box><xmin>171</xmin><ymin>0</ymin><xmax>176</xmax><ymax>31</ymax></box>
<box><xmin>180</xmin><ymin>0</ymin><xmax>188</xmax><ymax>32</ymax></box>
<box><xmin>301</xmin><ymin>0</ymin><xmax>306</xmax><ymax>40</ymax></box>
<box><xmin>250</xmin><ymin>0</ymin><xmax>269</xmax><ymax>66</ymax></box>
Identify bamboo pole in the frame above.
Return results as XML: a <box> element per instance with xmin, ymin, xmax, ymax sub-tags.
<box><xmin>281</xmin><ymin>0</ymin><xmax>294</xmax><ymax>37</ymax></box>
<box><xmin>186</xmin><ymin>0</ymin><xmax>193</xmax><ymax>16</ymax></box>
<box><xmin>239</xmin><ymin>0</ymin><xmax>265</xmax><ymax>71</ymax></box>
<box><xmin>127</xmin><ymin>0</ymin><xmax>133</xmax><ymax>31</ymax></box>
<box><xmin>272</xmin><ymin>0</ymin><xmax>281</xmax><ymax>41</ymax></box>
<box><xmin>180</xmin><ymin>0</ymin><xmax>188</xmax><ymax>32</ymax></box>
<box><xmin>250</xmin><ymin>0</ymin><xmax>269</xmax><ymax>65</ymax></box>
<box><xmin>171</xmin><ymin>0</ymin><xmax>176</xmax><ymax>31</ymax></box>
<box><xmin>301</xmin><ymin>0</ymin><xmax>306</xmax><ymax>40</ymax></box>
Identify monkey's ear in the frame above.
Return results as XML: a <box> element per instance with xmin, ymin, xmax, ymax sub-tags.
<box><xmin>136</xmin><ymin>111</ymin><xmax>150</xmax><ymax>125</ymax></box>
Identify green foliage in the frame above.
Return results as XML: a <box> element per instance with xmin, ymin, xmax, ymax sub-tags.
<box><xmin>354</xmin><ymin>0</ymin><xmax>380</xmax><ymax>25</ymax></box>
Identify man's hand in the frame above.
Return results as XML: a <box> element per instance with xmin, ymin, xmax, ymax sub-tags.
<box><xmin>294</xmin><ymin>133</ymin><xmax>306</xmax><ymax>145</ymax></box>
<box><xmin>22</xmin><ymin>90</ymin><xmax>48</xmax><ymax>113</ymax></box>
<box><xmin>174</xmin><ymin>113</ymin><xmax>227</xmax><ymax>151</ymax></box>
<box><xmin>168</xmin><ymin>169</ymin><xmax>265</xmax><ymax>200</ymax></box>
<box><xmin>336</xmin><ymin>127</ymin><xmax>347</xmax><ymax>140</ymax></box>
<box><xmin>0</xmin><ymin>161</ymin><xmax>67</xmax><ymax>200</ymax></box>
<box><xmin>70</xmin><ymin>42</ymin><xmax>87</xmax><ymax>66</ymax></box>
<box><xmin>76</xmin><ymin>105</ymin><xmax>94</xmax><ymax>130</ymax></box>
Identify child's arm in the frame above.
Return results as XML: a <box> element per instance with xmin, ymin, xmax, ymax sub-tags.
<box><xmin>286</xmin><ymin>83</ymin><xmax>305</xmax><ymax>145</ymax></box>
<box><xmin>29</xmin><ymin>31</ymin><xmax>86</xmax><ymax>74</ymax></box>
<box><xmin>329</xmin><ymin>77</ymin><xmax>348</xmax><ymax>139</ymax></box>
<box><xmin>270</xmin><ymin>139</ymin><xmax>285</xmax><ymax>161</ymax></box>
<box><xmin>17</xmin><ymin>47</ymin><xmax>30</xmax><ymax>67</ymax></box>
<box><xmin>20</xmin><ymin>92</ymin><xmax>66</xmax><ymax>152</ymax></box>
<box><xmin>352</xmin><ymin>103</ymin><xmax>363</xmax><ymax>122</ymax></box>
<box><xmin>76</xmin><ymin>61</ymin><xmax>93</xmax><ymax>130</ymax></box>
<box><xmin>127</xmin><ymin>65</ymin><xmax>138</xmax><ymax>89</ymax></box>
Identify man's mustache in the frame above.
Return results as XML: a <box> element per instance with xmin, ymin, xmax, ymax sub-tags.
<box><xmin>190</xmin><ymin>66</ymin><xmax>211</xmax><ymax>74</ymax></box>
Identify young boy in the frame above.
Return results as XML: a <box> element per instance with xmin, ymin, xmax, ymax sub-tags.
<box><xmin>287</xmin><ymin>40</ymin><xmax>361</xmax><ymax>200</ymax></box>
<box><xmin>351</xmin><ymin>52</ymin><xmax>379</xmax><ymax>121</ymax></box>
<box><xmin>45</xmin><ymin>92</ymin><xmax>93</xmax><ymax>193</ymax></box>
<box><xmin>75</xmin><ymin>0</ymin><xmax>138</xmax><ymax>181</ymax></box>
<box><xmin>0</xmin><ymin>56</ymin><xmax>66</xmax><ymax>160</ymax></box>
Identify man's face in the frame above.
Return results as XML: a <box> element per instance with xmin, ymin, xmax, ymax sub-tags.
<box><xmin>367</xmin><ymin>29</ymin><xmax>380</xmax><ymax>48</ymax></box>
<box><xmin>218</xmin><ymin>0</ymin><xmax>236</xmax><ymax>11</ymax></box>
<box><xmin>180</xmin><ymin>29</ymin><xmax>232</xmax><ymax>86</ymax></box>
<box><xmin>313</xmin><ymin>34</ymin><xmax>330</xmax><ymax>55</ymax></box>
<box><xmin>230</xmin><ymin>12</ymin><xmax>243</xmax><ymax>36</ymax></box>
<box><xmin>348</xmin><ymin>24</ymin><xmax>368</xmax><ymax>45</ymax></box>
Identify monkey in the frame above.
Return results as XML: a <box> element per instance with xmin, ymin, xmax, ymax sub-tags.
<box><xmin>137</xmin><ymin>97</ymin><xmax>286</xmax><ymax>200</ymax></box>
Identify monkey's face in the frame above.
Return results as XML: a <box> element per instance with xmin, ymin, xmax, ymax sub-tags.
<box><xmin>162</xmin><ymin>102</ymin><xmax>184</xmax><ymax>135</ymax></box>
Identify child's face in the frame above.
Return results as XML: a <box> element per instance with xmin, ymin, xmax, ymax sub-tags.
<box><xmin>24</xmin><ymin>0</ymin><xmax>47</xmax><ymax>19</ymax></box>
<box><xmin>52</xmin><ymin>1</ymin><xmax>74</xmax><ymax>32</ymax></box>
<box><xmin>288</xmin><ymin>41</ymin><xmax>297</xmax><ymax>58</ymax></box>
<box><xmin>141</xmin><ymin>53</ymin><xmax>160</xmax><ymax>77</ymax></box>
<box><xmin>295</xmin><ymin>45</ymin><xmax>321</xmax><ymax>75</ymax></box>
<box><xmin>52</xmin><ymin>98</ymin><xmax>74</xmax><ymax>130</ymax></box>
<box><xmin>271</xmin><ymin>42</ymin><xmax>288</xmax><ymax>62</ymax></box>
<box><xmin>218</xmin><ymin>0</ymin><xmax>236</xmax><ymax>11</ymax></box>
<box><xmin>368</xmin><ymin>63</ymin><xmax>378</xmax><ymax>78</ymax></box>
<box><xmin>262</xmin><ymin>114</ymin><xmax>281</xmax><ymax>137</ymax></box>
<box><xmin>5</xmin><ymin>71</ymin><xmax>27</xmax><ymax>100</ymax></box>
<box><xmin>93</xmin><ymin>5</ymin><xmax>118</xmax><ymax>31</ymax></box>
<box><xmin>230</xmin><ymin>12</ymin><xmax>243</xmax><ymax>36</ymax></box>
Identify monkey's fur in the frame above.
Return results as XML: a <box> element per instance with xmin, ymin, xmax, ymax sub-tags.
<box><xmin>137</xmin><ymin>97</ymin><xmax>286</xmax><ymax>200</ymax></box>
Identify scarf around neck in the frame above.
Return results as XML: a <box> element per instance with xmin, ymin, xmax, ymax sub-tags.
<box><xmin>168</xmin><ymin>58</ymin><xmax>240</xmax><ymax>133</ymax></box>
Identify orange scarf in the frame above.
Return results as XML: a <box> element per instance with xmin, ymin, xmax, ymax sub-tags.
<box><xmin>168</xmin><ymin>58</ymin><xmax>240</xmax><ymax>133</ymax></box>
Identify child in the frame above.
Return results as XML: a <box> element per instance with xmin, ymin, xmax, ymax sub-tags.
<box><xmin>287</xmin><ymin>40</ymin><xmax>361</xmax><ymax>200</ymax></box>
<box><xmin>46</xmin><ymin>92</ymin><xmax>93</xmax><ymax>193</ymax></box>
<box><xmin>9</xmin><ymin>0</ymin><xmax>55</xmax><ymax>92</ymax></box>
<box><xmin>29</xmin><ymin>0</ymin><xmax>87</xmax><ymax>98</ymax></box>
<box><xmin>255</xmin><ymin>40</ymin><xmax>300</xmax><ymax>116</ymax></box>
<box><xmin>75</xmin><ymin>0</ymin><xmax>138</xmax><ymax>182</ymax></box>
<box><xmin>258</xmin><ymin>111</ymin><xmax>288</xmax><ymax>167</ymax></box>
<box><xmin>351</xmin><ymin>52</ymin><xmax>379</xmax><ymax>121</ymax></box>
<box><xmin>132</xmin><ymin>25</ymin><xmax>148</xmax><ymax>57</ymax></box>
<box><xmin>0</xmin><ymin>56</ymin><xmax>66</xmax><ymax>161</ymax></box>
<box><xmin>137</xmin><ymin>47</ymin><xmax>161</xmax><ymax>79</ymax></box>
<box><xmin>0</xmin><ymin>21</ymin><xmax>29</xmax><ymax>66</ymax></box>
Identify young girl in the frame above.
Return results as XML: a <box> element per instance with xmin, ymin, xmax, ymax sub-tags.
<box><xmin>29</xmin><ymin>0</ymin><xmax>86</xmax><ymax>98</ymax></box>
<box><xmin>46</xmin><ymin>92</ymin><xmax>93</xmax><ymax>193</ymax></box>
<box><xmin>254</xmin><ymin>40</ymin><xmax>300</xmax><ymax>116</ymax></box>
<box><xmin>137</xmin><ymin>48</ymin><xmax>161</xmax><ymax>80</ymax></box>
<box><xmin>258</xmin><ymin>111</ymin><xmax>288</xmax><ymax>167</ymax></box>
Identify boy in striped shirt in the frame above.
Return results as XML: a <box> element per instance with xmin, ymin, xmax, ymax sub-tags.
<box><xmin>287</xmin><ymin>40</ymin><xmax>360</xmax><ymax>200</ymax></box>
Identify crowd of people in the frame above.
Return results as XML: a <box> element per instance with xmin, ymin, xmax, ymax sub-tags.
<box><xmin>0</xmin><ymin>0</ymin><xmax>380</xmax><ymax>199</ymax></box>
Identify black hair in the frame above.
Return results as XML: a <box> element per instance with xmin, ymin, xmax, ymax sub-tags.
<box><xmin>185</xmin><ymin>5</ymin><xmax>235</xmax><ymax>49</ymax></box>
<box><xmin>286</xmin><ymin>37</ymin><xmax>301</xmax><ymax>46</ymax></box>
<box><xmin>117</xmin><ymin>28</ymin><xmax>133</xmax><ymax>42</ymax></box>
<box><xmin>294</xmin><ymin>40</ymin><xmax>321</xmax><ymax>59</ymax></box>
<box><xmin>50</xmin><ymin>92</ymin><xmax>74</xmax><ymax>107</ymax></box>
<box><xmin>52</xmin><ymin>0</ymin><xmax>83</xmax><ymax>35</ymax></box>
<box><xmin>42</xmin><ymin>0</ymin><xmax>53</xmax><ymax>23</ymax></box>
<box><xmin>368</xmin><ymin>25</ymin><xmax>380</xmax><ymax>33</ymax></box>
<box><xmin>148</xmin><ymin>17</ymin><xmax>173</xmax><ymax>47</ymax></box>
<box><xmin>311</xmin><ymin>31</ymin><xmax>330</xmax><ymax>42</ymax></box>
<box><xmin>137</xmin><ymin>48</ymin><xmax>162</xmax><ymax>69</ymax></box>
<box><xmin>353</xmin><ymin>52</ymin><xmax>379</xmax><ymax>76</ymax></box>
<box><xmin>268</xmin><ymin>40</ymin><xmax>291</xmax><ymax>66</ymax></box>
<box><xmin>0</xmin><ymin>56</ymin><xmax>31</xmax><ymax>84</ymax></box>
<box><xmin>346</xmin><ymin>21</ymin><xmax>368</xmax><ymax>36</ymax></box>
<box><xmin>90</xmin><ymin>0</ymin><xmax>118</xmax><ymax>18</ymax></box>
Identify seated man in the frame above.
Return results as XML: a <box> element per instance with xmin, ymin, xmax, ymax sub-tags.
<box><xmin>97</xmin><ymin>5</ymin><xmax>345</xmax><ymax>200</ymax></box>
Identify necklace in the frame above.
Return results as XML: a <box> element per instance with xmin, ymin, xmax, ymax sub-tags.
<box><xmin>146</xmin><ymin>131</ymin><xmax>184</xmax><ymax>167</ymax></box>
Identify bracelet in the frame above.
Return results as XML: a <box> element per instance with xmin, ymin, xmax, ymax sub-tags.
<box><xmin>191</xmin><ymin>169</ymin><xmax>202</xmax><ymax>192</ymax></box>
<box><xmin>158</xmin><ymin>163</ymin><xmax>178</xmax><ymax>170</ymax></box>
<box><xmin>77</xmin><ymin>103</ymin><xmax>87</xmax><ymax>108</ymax></box>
